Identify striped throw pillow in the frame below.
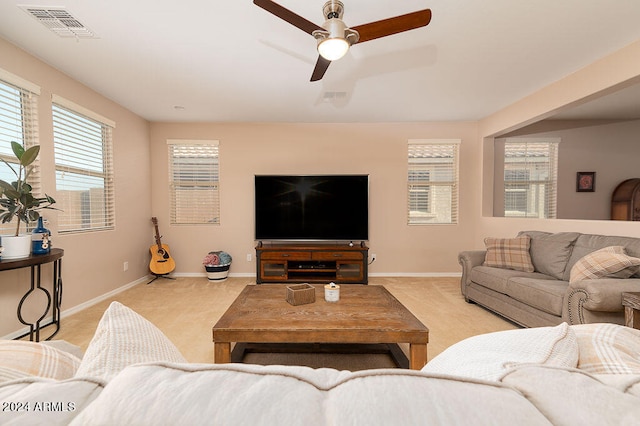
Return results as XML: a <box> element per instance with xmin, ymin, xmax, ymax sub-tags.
<box><xmin>573</xmin><ymin>323</ymin><xmax>640</xmax><ymax>374</ymax></box>
<box><xmin>484</xmin><ymin>235</ymin><xmax>534</xmax><ymax>272</ymax></box>
<box><xmin>569</xmin><ymin>246</ymin><xmax>640</xmax><ymax>283</ymax></box>
<box><xmin>0</xmin><ymin>340</ymin><xmax>81</xmax><ymax>383</ymax></box>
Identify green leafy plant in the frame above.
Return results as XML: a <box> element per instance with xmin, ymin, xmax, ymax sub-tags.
<box><xmin>0</xmin><ymin>141</ymin><xmax>56</xmax><ymax>236</ymax></box>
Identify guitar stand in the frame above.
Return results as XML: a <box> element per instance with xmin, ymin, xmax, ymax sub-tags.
<box><xmin>147</xmin><ymin>273</ymin><xmax>176</xmax><ymax>285</ymax></box>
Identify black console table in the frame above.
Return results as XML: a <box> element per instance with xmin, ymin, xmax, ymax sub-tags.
<box><xmin>0</xmin><ymin>248</ymin><xmax>63</xmax><ymax>342</ymax></box>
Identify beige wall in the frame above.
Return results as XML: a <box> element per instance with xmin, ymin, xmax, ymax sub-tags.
<box><xmin>479</xmin><ymin>40</ymin><xmax>640</xmax><ymax>138</ymax></box>
<box><xmin>476</xmin><ymin>39</ymin><xmax>640</xmax><ymax>248</ymax></box>
<box><xmin>2</xmin><ymin>33</ymin><xmax>640</xmax><ymax>338</ymax></box>
<box><xmin>0</xmin><ymin>38</ymin><xmax>151</xmax><ymax>337</ymax></box>
<box><xmin>494</xmin><ymin>119</ymin><xmax>640</xmax><ymax>220</ymax></box>
<box><xmin>149</xmin><ymin>122</ymin><xmax>480</xmax><ymax>276</ymax></box>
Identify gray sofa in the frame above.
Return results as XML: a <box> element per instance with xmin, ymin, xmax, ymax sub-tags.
<box><xmin>459</xmin><ymin>231</ymin><xmax>640</xmax><ymax>327</ymax></box>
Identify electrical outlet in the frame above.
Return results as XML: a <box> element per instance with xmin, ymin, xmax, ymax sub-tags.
<box><xmin>123</xmin><ymin>261</ymin><xmax>129</xmax><ymax>271</ymax></box>
<box><xmin>246</xmin><ymin>253</ymin><xmax>252</xmax><ymax>262</ymax></box>
<box><xmin>371</xmin><ymin>253</ymin><xmax>377</xmax><ymax>262</ymax></box>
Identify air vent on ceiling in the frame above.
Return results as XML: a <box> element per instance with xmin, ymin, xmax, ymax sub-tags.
<box><xmin>323</xmin><ymin>91</ymin><xmax>347</xmax><ymax>101</ymax></box>
<box><xmin>19</xmin><ymin>5</ymin><xmax>97</xmax><ymax>38</ymax></box>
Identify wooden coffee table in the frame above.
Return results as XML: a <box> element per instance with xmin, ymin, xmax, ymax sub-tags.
<box><xmin>212</xmin><ymin>284</ymin><xmax>429</xmax><ymax>370</ymax></box>
<box><xmin>622</xmin><ymin>292</ymin><xmax>640</xmax><ymax>329</ymax></box>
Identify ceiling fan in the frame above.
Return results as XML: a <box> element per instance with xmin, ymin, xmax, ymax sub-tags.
<box><xmin>253</xmin><ymin>0</ymin><xmax>432</xmax><ymax>82</ymax></box>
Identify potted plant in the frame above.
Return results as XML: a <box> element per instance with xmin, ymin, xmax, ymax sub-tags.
<box><xmin>203</xmin><ymin>251</ymin><xmax>232</xmax><ymax>281</ymax></box>
<box><xmin>0</xmin><ymin>142</ymin><xmax>56</xmax><ymax>259</ymax></box>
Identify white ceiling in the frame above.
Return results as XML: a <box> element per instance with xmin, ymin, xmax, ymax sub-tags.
<box><xmin>1</xmin><ymin>0</ymin><xmax>640</xmax><ymax>123</ymax></box>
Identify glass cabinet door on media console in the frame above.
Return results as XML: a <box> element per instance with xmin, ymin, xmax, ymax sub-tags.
<box><xmin>261</xmin><ymin>261</ymin><xmax>287</xmax><ymax>280</ymax></box>
<box><xmin>336</xmin><ymin>262</ymin><xmax>364</xmax><ymax>281</ymax></box>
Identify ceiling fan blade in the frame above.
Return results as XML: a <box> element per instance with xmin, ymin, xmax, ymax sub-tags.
<box><xmin>253</xmin><ymin>0</ymin><xmax>324</xmax><ymax>35</ymax></box>
<box><xmin>351</xmin><ymin>9</ymin><xmax>432</xmax><ymax>44</ymax></box>
<box><xmin>310</xmin><ymin>56</ymin><xmax>331</xmax><ymax>82</ymax></box>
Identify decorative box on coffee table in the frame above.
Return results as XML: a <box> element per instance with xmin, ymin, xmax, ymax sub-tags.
<box><xmin>286</xmin><ymin>284</ymin><xmax>316</xmax><ymax>306</ymax></box>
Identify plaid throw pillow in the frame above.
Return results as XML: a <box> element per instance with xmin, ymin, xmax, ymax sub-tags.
<box><xmin>569</xmin><ymin>246</ymin><xmax>640</xmax><ymax>283</ymax></box>
<box><xmin>484</xmin><ymin>235</ymin><xmax>534</xmax><ymax>272</ymax></box>
<box><xmin>573</xmin><ymin>323</ymin><xmax>640</xmax><ymax>374</ymax></box>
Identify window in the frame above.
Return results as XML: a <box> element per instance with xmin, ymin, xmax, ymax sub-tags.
<box><xmin>0</xmin><ymin>71</ymin><xmax>40</xmax><ymax>235</ymax></box>
<box><xmin>52</xmin><ymin>96</ymin><xmax>115</xmax><ymax>233</ymax></box>
<box><xmin>504</xmin><ymin>138</ymin><xmax>559</xmax><ymax>218</ymax></box>
<box><xmin>408</xmin><ymin>139</ymin><xmax>460</xmax><ymax>224</ymax></box>
<box><xmin>168</xmin><ymin>140</ymin><xmax>220</xmax><ymax>224</ymax></box>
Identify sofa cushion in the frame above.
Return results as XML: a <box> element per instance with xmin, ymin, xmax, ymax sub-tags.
<box><xmin>518</xmin><ymin>231</ymin><xmax>580</xmax><ymax>279</ymax></box>
<box><xmin>0</xmin><ymin>340</ymin><xmax>81</xmax><ymax>384</ymax></box>
<box><xmin>595</xmin><ymin>374</ymin><xmax>640</xmax><ymax>398</ymax></box>
<box><xmin>483</xmin><ymin>236</ymin><xmax>534</xmax><ymax>272</ymax></box>
<box><xmin>573</xmin><ymin>323</ymin><xmax>640</xmax><ymax>374</ymax></box>
<box><xmin>564</xmin><ymin>234</ymin><xmax>640</xmax><ymax>281</ymax></box>
<box><xmin>70</xmin><ymin>362</ymin><xmax>552</xmax><ymax>425</ymax></box>
<box><xmin>421</xmin><ymin>323</ymin><xmax>578</xmax><ymax>381</ymax></box>
<box><xmin>471</xmin><ymin>266</ymin><xmax>553</xmax><ymax>296</ymax></box>
<box><xmin>501</xmin><ymin>365</ymin><xmax>640</xmax><ymax>425</ymax></box>
<box><xmin>75</xmin><ymin>301</ymin><xmax>187</xmax><ymax>381</ymax></box>
<box><xmin>569</xmin><ymin>246</ymin><xmax>640</xmax><ymax>283</ymax></box>
<box><xmin>504</xmin><ymin>278</ymin><xmax>567</xmax><ymax>316</ymax></box>
<box><xmin>0</xmin><ymin>376</ymin><xmax>104</xmax><ymax>425</ymax></box>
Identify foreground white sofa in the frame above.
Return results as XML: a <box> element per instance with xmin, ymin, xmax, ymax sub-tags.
<box><xmin>1</xmin><ymin>302</ymin><xmax>639</xmax><ymax>425</ymax></box>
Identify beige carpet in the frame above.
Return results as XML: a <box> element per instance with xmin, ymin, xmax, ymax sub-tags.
<box><xmin>54</xmin><ymin>277</ymin><xmax>518</xmax><ymax>368</ymax></box>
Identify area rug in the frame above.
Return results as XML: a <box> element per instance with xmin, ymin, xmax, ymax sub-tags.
<box><xmin>236</xmin><ymin>343</ymin><xmax>403</xmax><ymax>371</ymax></box>
<box><xmin>242</xmin><ymin>352</ymin><xmax>398</xmax><ymax>371</ymax></box>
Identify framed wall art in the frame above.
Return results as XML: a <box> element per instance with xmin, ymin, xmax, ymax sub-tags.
<box><xmin>576</xmin><ymin>172</ymin><xmax>596</xmax><ymax>192</ymax></box>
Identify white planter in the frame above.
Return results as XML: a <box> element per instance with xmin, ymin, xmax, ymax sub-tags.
<box><xmin>205</xmin><ymin>264</ymin><xmax>230</xmax><ymax>281</ymax></box>
<box><xmin>1</xmin><ymin>234</ymin><xmax>32</xmax><ymax>259</ymax></box>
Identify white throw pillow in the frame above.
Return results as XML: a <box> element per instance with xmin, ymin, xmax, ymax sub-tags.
<box><xmin>75</xmin><ymin>302</ymin><xmax>187</xmax><ymax>381</ymax></box>
<box><xmin>421</xmin><ymin>323</ymin><xmax>578</xmax><ymax>381</ymax></box>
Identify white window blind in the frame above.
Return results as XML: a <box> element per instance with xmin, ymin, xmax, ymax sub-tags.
<box><xmin>408</xmin><ymin>139</ymin><xmax>460</xmax><ymax>224</ymax></box>
<box><xmin>52</xmin><ymin>101</ymin><xmax>115</xmax><ymax>233</ymax></box>
<box><xmin>0</xmin><ymin>75</ymin><xmax>40</xmax><ymax>235</ymax></box>
<box><xmin>504</xmin><ymin>138</ymin><xmax>559</xmax><ymax>219</ymax></box>
<box><xmin>168</xmin><ymin>140</ymin><xmax>220</xmax><ymax>225</ymax></box>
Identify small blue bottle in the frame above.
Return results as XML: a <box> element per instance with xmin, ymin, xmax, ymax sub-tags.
<box><xmin>32</xmin><ymin>217</ymin><xmax>51</xmax><ymax>255</ymax></box>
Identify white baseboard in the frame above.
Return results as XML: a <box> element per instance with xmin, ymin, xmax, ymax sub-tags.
<box><xmin>60</xmin><ymin>276</ymin><xmax>150</xmax><ymax>318</ymax></box>
<box><xmin>170</xmin><ymin>272</ymin><xmax>255</xmax><ymax>278</ymax></box>
<box><xmin>165</xmin><ymin>272</ymin><xmax>462</xmax><ymax>278</ymax></box>
<box><xmin>170</xmin><ymin>272</ymin><xmax>461</xmax><ymax>279</ymax></box>
<box><xmin>1</xmin><ymin>272</ymin><xmax>460</xmax><ymax>340</ymax></box>
<box><xmin>1</xmin><ymin>276</ymin><xmax>149</xmax><ymax>340</ymax></box>
<box><xmin>369</xmin><ymin>272</ymin><xmax>462</xmax><ymax>278</ymax></box>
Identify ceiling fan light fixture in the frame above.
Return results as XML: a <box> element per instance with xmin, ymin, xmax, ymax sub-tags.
<box><xmin>317</xmin><ymin>37</ymin><xmax>349</xmax><ymax>60</ymax></box>
<box><xmin>313</xmin><ymin>15</ymin><xmax>358</xmax><ymax>61</ymax></box>
<box><xmin>253</xmin><ymin>0</ymin><xmax>431</xmax><ymax>81</ymax></box>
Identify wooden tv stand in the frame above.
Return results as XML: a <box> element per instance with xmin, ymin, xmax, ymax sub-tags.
<box><xmin>256</xmin><ymin>243</ymin><xmax>368</xmax><ymax>284</ymax></box>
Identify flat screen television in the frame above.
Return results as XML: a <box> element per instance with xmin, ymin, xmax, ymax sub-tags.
<box><xmin>254</xmin><ymin>175</ymin><xmax>369</xmax><ymax>241</ymax></box>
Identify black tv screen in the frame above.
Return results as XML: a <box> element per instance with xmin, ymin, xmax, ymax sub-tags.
<box><xmin>255</xmin><ymin>175</ymin><xmax>369</xmax><ymax>241</ymax></box>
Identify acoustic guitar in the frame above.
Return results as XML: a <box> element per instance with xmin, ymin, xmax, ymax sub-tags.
<box><xmin>149</xmin><ymin>217</ymin><xmax>176</xmax><ymax>275</ymax></box>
